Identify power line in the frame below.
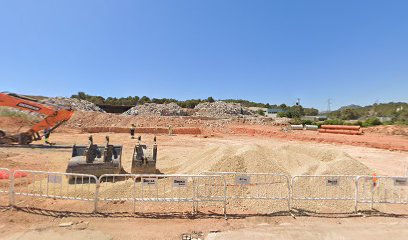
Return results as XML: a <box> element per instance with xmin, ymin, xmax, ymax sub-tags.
<box><xmin>327</xmin><ymin>98</ymin><xmax>332</xmax><ymax>112</ymax></box>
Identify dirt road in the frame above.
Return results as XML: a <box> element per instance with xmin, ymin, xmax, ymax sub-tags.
<box><xmin>1</xmin><ymin>211</ymin><xmax>408</xmax><ymax>240</ymax></box>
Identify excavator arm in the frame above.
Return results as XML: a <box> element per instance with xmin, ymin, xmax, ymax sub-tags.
<box><xmin>0</xmin><ymin>92</ymin><xmax>74</xmax><ymax>144</ymax></box>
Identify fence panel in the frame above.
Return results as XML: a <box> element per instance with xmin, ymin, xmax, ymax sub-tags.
<box><xmin>357</xmin><ymin>176</ymin><xmax>408</xmax><ymax>210</ymax></box>
<box><xmin>191</xmin><ymin>174</ymin><xmax>227</xmax><ymax>215</ymax></box>
<box><xmin>97</xmin><ymin>174</ymin><xmax>137</xmax><ymax>212</ymax></box>
<box><xmin>201</xmin><ymin>172</ymin><xmax>290</xmax><ymax>213</ymax></box>
<box><xmin>134</xmin><ymin>174</ymin><xmax>226</xmax><ymax>217</ymax></box>
<box><xmin>291</xmin><ymin>175</ymin><xmax>358</xmax><ymax>212</ymax></box>
<box><xmin>5</xmin><ymin>168</ymin><xmax>407</xmax><ymax>216</ymax></box>
<box><xmin>12</xmin><ymin>170</ymin><xmax>98</xmax><ymax>211</ymax></box>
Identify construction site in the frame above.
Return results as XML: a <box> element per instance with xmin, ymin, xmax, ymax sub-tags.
<box><xmin>0</xmin><ymin>93</ymin><xmax>407</xmax><ymax>239</ymax></box>
<box><xmin>2</xmin><ymin>1</ymin><xmax>408</xmax><ymax>239</ymax></box>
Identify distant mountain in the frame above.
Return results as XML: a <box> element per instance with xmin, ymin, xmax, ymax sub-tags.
<box><xmin>337</xmin><ymin>104</ymin><xmax>362</xmax><ymax>111</ymax></box>
<box><xmin>328</xmin><ymin>102</ymin><xmax>408</xmax><ymax>121</ymax></box>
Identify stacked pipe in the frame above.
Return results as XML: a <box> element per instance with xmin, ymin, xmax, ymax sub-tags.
<box><xmin>318</xmin><ymin>125</ymin><xmax>362</xmax><ymax>135</ymax></box>
<box><xmin>290</xmin><ymin>125</ymin><xmax>304</xmax><ymax>130</ymax></box>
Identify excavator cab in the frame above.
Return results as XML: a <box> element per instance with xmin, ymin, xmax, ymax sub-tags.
<box><xmin>66</xmin><ymin>136</ymin><xmax>123</xmax><ymax>178</ymax></box>
<box><xmin>131</xmin><ymin>136</ymin><xmax>158</xmax><ymax>174</ymax></box>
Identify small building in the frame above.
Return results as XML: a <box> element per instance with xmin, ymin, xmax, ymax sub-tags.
<box><xmin>265</xmin><ymin>108</ymin><xmax>286</xmax><ymax>118</ymax></box>
<box><xmin>301</xmin><ymin>115</ymin><xmax>328</xmax><ymax>121</ymax></box>
<box><xmin>377</xmin><ymin>116</ymin><xmax>392</xmax><ymax>123</ymax></box>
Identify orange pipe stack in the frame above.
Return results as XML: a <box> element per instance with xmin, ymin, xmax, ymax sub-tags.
<box><xmin>318</xmin><ymin>125</ymin><xmax>362</xmax><ymax>135</ymax></box>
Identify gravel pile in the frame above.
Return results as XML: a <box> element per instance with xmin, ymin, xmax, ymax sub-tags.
<box><xmin>193</xmin><ymin>101</ymin><xmax>253</xmax><ymax>118</ymax></box>
<box><xmin>40</xmin><ymin>97</ymin><xmax>105</xmax><ymax>112</ymax></box>
<box><xmin>122</xmin><ymin>103</ymin><xmax>187</xmax><ymax>116</ymax></box>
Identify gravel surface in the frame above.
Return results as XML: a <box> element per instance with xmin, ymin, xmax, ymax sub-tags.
<box><xmin>194</xmin><ymin>101</ymin><xmax>253</xmax><ymax>118</ymax></box>
<box><xmin>40</xmin><ymin>98</ymin><xmax>106</xmax><ymax>112</ymax></box>
<box><xmin>122</xmin><ymin>103</ymin><xmax>187</xmax><ymax>116</ymax></box>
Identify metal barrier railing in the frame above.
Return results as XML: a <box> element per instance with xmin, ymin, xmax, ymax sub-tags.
<box><xmin>135</xmin><ymin>174</ymin><xmax>226</xmax><ymax>218</ymax></box>
<box><xmin>97</xmin><ymin>174</ymin><xmax>227</xmax><ymax>218</ymax></box>
<box><xmin>292</xmin><ymin>175</ymin><xmax>358</xmax><ymax>200</ymax></box>
<box><xmin>356</xmin><ymin>176</ymin><xmax>408</xmax><ymax>211</ymax></box>
<box><xmin>291</xmin><ymin>175</ymin><xmax>359</xmax><ymax>211</ymax></box>
<box><xmin>98</xmin><ymin>174</ymin><xmax>137</xmax><ymax>211</ymax></box>
<box><xmin>0</xmin><ymin>167</ymin><xmax>407</xmax><ymax>216</ymax></box>
<box><xmin>12</xmin><ymin>170</ymin><xmax>99</xmax><ymax>211</ymax></box>
<box><xmin>201</xmin><ymin>172</ymin><xmax>291</xmax><ymax>211</ymax></box>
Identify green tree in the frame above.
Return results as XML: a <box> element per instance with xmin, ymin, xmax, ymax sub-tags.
<box><xmin>304</xmin><ymin>108</ymin><xmax>319</xmax><ymax>116</ymax></box>
<box><xmin>363</xmin><ymin>117</ymin><xmax>382</xmax><ymax>127</ymax></box>
<box><xmin>340</xmin><ymin>108</ymin><xmax>361</xmax><ymax>120</ymax></box>
<box><xmin>279</xmin><ymin>104</ymin><xmax>288</xmax><ymax>109</ymax></box>
<box><xmin>207</xmin><ymin>96</ymin><xmax>215</xmax><ymax>103</ymax></box>
<box><xmin>139</xmin><ymin>96</ymin><xmax>151</xmax><ymax>104</ymax></box>
<box><xmin>256</xmin><ymin>109</ymin><xmax>265</xmax><ymax>116</ymax></box>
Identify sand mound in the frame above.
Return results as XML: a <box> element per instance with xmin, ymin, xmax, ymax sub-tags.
<box><xmin>158</xmin><ymin>142</ymin><xmax>372</xmax><ymax>177</ymax></box>
<box><xmin>155</xmin><ymin>141</ymin><xmax>372</xmax><ymax>213</ymax></box>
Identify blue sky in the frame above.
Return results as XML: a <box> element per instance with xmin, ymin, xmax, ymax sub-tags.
<box><xmin>1</xmin><ymin>0</ymin><xmax>407</xmax><ymax>110</ymax></box>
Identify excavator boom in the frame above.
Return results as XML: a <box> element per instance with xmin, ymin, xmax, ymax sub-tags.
<box><xmin>0</xmin><ymin>92</ymin><xmax>74</xmax><ymax>144</ymax></box>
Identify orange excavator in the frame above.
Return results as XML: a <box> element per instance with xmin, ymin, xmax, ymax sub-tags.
<box><xmin>0</xmin><ymin>92</ymin><xmax>74</xmax><ymax>145</ymax></box>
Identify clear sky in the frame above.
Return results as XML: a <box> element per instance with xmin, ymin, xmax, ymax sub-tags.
<box><xmin>1</xmin><ymin>0</ymin><xmax>407</xmax><ymax>110</ymax></box>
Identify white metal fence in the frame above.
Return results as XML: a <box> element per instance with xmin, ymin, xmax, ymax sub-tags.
<box><xmin>292</xmin><ymin>175</ymin><xmax>358</xmax><ymax>201</ymax></box>
<box><xmin>1</xmin><ymin>168</ymin><xmax>407</xmax><ymax>215</ymax></box>
<box><xmin>356</xmin><ymin>176</ymin><xmax>408</xmax><ymax>210</ymax></box>
<box><xmin>98</xmin><ymin>173</ymin><xmax>226</xmax><ymax>217</ymax></box>
<box><xmin>201</xmin><ymin>172</ymin><xmax>291</xmax><ymax>211</ymax></box>
<box><xmin>291</xmin><ymin>175</ymin><xmax>359</xmax><ymax>212</ymax></box>
<box><xmin>97</xmin><ymin>174</ymin><xmax>137</xmax><ymax>212</ymax></box>
<box><xmin>11</xmin><ymin>170</ymin><xmax>99</xmax><ymax>210</ymax></box>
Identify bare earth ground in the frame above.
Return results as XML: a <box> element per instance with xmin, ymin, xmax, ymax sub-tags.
<box><xmin>1</xmin><ymin>115</ymin><xmax>408</xmax><ymax>239</ymax></box>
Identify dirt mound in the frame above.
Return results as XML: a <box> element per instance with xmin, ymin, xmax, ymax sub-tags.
<box><xmin>82</xmin><ymin>126</ymin><xmax>201</xmax><ymax>135</ymax></box>
<box><xmin>159</xmin><ymin>141</ymin><xmax>372</xmax><ymax>176</ymax></box>
<box><xmin>0</xmin><ymin>116</ymin><xmax>34</xmax><ymax>133</ymax></box>
<box><xmin>64</xmin><ymin>112</ymin><xmax>207</xmax><ymax>129</ymax></box>
<box><xmin>40</xmin><ymin>97</ymin><xmax>105</xmax><ymax>112</ymax></box>
<box><xmin>194</xmin><ymin>101</ymin><xmax>253</xmax><ymax>118</ymax></box>
<box><xmin>364</xmin><ymin>125</ymin><xmax>408</xmax><ymax>136</ymax></box>
<box><xmin>122</xmin><ymin>103</ymin><xmax>187</xmax><ymax>116</ymax></box>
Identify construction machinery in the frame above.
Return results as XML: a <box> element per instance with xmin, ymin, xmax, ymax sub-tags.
<box><xmin>0</xmin><ymin>92</ymin><xmax>74</xmax><ymax>144</ymax></box>
<box><xmin>66</xmin><ymin>136</ymin><xmax>123</xmax><ymax>177</ymax></box>
<box><xmin>66</xmin><ymin>135</ymin><xmax>159</xmax><ymax>177</ymax></box>
<box><xmin>131</xmin><ymin>136</ymin><xmax>158</xmax><ymax>174</ymax></box>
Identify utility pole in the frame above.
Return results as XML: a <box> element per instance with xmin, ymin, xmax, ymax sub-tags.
<box><xmin>327</xmin><ymin>98</ymin><xmax>332</xmax><ymax>113</ymax></box>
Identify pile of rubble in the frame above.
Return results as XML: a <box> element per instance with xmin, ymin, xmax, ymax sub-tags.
<box><xmin>40</xmin><ymin>97</ymin><xmax>106</xmax><ymax>112</ymax></box>
<box><xmin>193</xmin><ymin>101</ymin><xmax>253</xmax><ymax>118</ymax></box>
<box><xmin>122</xmin><ymin>103</ymin><xmax>187</xmax><ymax>116</ymax></box>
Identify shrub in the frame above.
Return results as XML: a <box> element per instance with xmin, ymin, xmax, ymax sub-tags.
<box><xmin>301</xmin><ymin>119</ymin><xmax>314</xmax><ymax>125</ymax></box>
<box><xmin>362</xmin><ymin>117</ymin><xmax>382</xmax><ymax>127</ymax></box>
<box><xmin>256</xmin><ymin>109</ymin><xmax>265</xmax><ymax>116</ymax></box>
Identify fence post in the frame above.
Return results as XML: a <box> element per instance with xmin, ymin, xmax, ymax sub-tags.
<box><xmin>94</xmin><ymin>179</ymin><xmax>100</xmax><ymax>213</ymax></box>
<box><xmin>222</xmin><ymin>176</ymin><xmax>227</xmax><ymax>219</ymax></box>
<box><xmin>9</xmin><ymin>170</ymin><xmax>15</xmax><ymax>207</ymax></box>
<box><xmin>354</xmin><ymin>176</ymin><xmax>359</xmax><ymax>213</ymax></box>
<box><xmin>133</xmin><ymin>177</ymin><xmax>136</xmax><ymax>213</ymax></box>
<box><xmin>287</xmin><ymin>176</ymin><xmax>291</xmax><ymax>212</ymax></box>
<box><xmin>290</xmin><ymin>176</ymin><xmax>295</xmax><ymax>212</ymax></box>
<box><xmin>192</xmin><ymin>177</ymin><xmax>196</xmax><ymax>214</ymax></box>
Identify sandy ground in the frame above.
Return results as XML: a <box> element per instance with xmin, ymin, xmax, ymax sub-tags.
<box><xmin>1</xmin><ymin>132</ymin><xmax>407</xmax><ymax>176</ymax></box>
<box><xmin>1</xmin><ymin>209</ymin><xmax>408</xmax><ymax>240</ymax></box>
<box><xmin>0</xmin><ymin>129</ymin><xmax>408</xmax><ymax>239</ymax></box>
